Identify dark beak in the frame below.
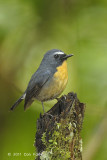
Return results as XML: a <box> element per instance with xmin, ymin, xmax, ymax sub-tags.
<box><xmin>62</xmin><ymin>54</ymin><xmax>74</xmax><ymax>60</ymax></box>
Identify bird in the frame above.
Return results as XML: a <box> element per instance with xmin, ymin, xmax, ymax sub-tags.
<box><xmin>10</xmin><ymin>49</ymin><xmax>73</xmax><ymax>113</ymax></box>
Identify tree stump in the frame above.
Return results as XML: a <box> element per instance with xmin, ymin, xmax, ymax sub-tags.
<box><xmin>35</xmin><ymin>92</ymin><xmax>85</xmax><ymax>160</ymax></box>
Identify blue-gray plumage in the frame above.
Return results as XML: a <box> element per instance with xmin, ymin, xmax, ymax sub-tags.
<box><xmin>10</xmin><ymin>49</ymin><xmax>73</xmax><ymax>112</ymax></box>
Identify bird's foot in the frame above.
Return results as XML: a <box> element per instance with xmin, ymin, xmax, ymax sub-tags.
<box><xmin>44</xmin><ymin>112</ymin><xmax>54</xmax><ymax>118</ymax></box>
<box><xmin>56</xmin><ymin>95</ymin><xmax>66</xmax><ymax>102</ymax></box>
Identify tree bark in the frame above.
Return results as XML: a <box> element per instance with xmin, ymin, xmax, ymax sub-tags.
<box><xmin>35</xmin><ymin>92</ymin><xmax>85</xmax><ymax>160</ymax></box>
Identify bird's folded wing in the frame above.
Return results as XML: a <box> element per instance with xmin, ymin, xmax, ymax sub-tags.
<box><xmin>24</xmin><ymin>70</ymin><xmax>51</xmax><ymax>110</ymax></box>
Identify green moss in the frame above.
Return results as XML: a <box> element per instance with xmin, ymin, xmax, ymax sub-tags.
<box><xmin>36</xmin><ymin>96</ymin><xmax>84</xmax><ymax>160</ymax></box>
<box><xmin>40</xmin><ymin>121</ymin><xmax>76</xmax><ymax>160</ymax></box>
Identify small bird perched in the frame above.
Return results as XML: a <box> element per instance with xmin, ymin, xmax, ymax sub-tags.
<box><xmin>10</xmin><ymin>49</ymin><xmax>73</xmax><ymax>112</ymax></box>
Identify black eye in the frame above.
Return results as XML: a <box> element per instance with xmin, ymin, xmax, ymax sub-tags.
<box><xmin>54</xmin><ymin>54</ymin><xmax>59</xmax><ymax>59</ymax></box>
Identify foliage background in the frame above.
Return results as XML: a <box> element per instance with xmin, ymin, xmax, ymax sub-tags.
<box><xmin>0</xmin><ymin>0</ymin><xmax>107</xmax><ymax>160</ymax></box>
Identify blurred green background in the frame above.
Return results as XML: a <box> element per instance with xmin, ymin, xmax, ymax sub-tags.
<box><xmin>0</xmin><ymin>0</ymin><xmax>107</xmax><ymax>160</ymax></box>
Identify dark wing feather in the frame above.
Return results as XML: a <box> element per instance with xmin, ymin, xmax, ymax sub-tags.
<box><xmin>24</xmin><ymin>70</ymin><xmax>51</xmax><ymax>110</ymax></box>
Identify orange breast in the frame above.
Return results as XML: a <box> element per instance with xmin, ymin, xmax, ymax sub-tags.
<box><xmin>53</xmin><ymin>60</ymin><xmax>68</xmax><ymax>93</ymax></box>
<box><xmin>36</xmin><ymin>60</ymin><xmax>68</xmax><ymax>101</ymax></box>
<box><xmin>54</xmin><ymin>60</ymin><xmax>68</xmax><ymax>82</ymax></box>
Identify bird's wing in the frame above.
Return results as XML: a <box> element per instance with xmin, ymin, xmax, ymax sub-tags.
<box><xmin>24</xmin><ymin>70</ymin><xmax>51</xmax><ymax>110</ymax></box>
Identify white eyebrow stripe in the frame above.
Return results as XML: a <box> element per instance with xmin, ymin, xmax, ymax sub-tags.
<box><xmin>54</xmin><ymin>51</ymin><xmax>64</xmax><ymax>55</ymax></box>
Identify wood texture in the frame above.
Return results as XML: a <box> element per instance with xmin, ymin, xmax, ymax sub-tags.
<box><xmin>35</xmin><ymin>92</ymin><xmax>85</xmax><ymax>160</ymax></box>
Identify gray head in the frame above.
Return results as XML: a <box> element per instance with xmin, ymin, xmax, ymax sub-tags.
<box><xmin>40</xmin><ymin>49</ymin><xmax>73</xmax><ymax>69</ymax></box>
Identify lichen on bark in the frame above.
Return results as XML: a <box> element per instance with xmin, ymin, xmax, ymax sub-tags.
<box><xmin>35</xmin><ymin>92</ymin><xmax>85</xmax><ymax>160</ymax></box>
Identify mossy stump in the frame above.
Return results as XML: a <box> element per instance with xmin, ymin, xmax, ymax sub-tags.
<box><xmin>35</xmin><ymin>92</ymin><xmax>85</xmax><ymax>160</ymax></box>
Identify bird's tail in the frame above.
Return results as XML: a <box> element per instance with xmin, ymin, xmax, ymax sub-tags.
<box><xmin>10</xmin><ymin>93</ymin><xmax>26</xmax><ymax>111</ymax></box>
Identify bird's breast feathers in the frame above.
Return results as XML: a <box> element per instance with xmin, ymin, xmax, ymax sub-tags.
<box><xmin>54</xmin><ymin>60</ymin><xmax>68</xmax><ymax>83</ymax></box>
<box><xmin>36</xmin><ymin>60</ymin><xmax>68</xmax><ymax>101</ymax></box>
